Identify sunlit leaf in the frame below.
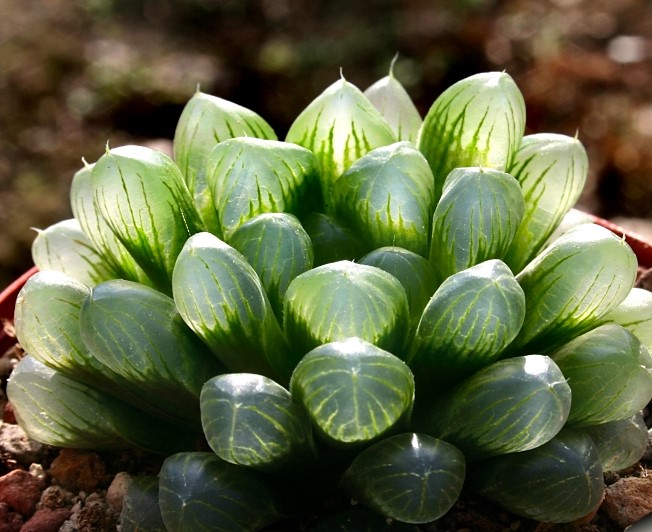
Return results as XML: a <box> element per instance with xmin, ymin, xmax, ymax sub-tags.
<box><xmin>602</xmin><ymin>286</ymin><xmax>652</xmax><ymax>353</ymax></box>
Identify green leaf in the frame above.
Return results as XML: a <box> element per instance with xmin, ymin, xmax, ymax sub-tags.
<box><xmin>331</xmin><ymin>142</ymin><xmax>435</xmax><ymax>257</ymax></box>
<box><xmin>70</xmin><ymin>162</ymin><xmax>151</xmax><ymax>287</ymax></box>
<box><xmin>290</xmin><ymin>338</ymin><xmax>415</xmax><ymax>446</ymax></box>
<box><xmin>342</xmin><ymin>433</ymin><xmax>465</xmax><ymax>524</ymax></box>
<box><xmin>228</xmin><ymin>213</ymin><xmax>313</xmax><ymax>320</ymax></box>
<box><xmin>7</xmin><ymin>356</ymin><xmax>199</xmax><ymax>454</ymax></box>
<box><xmin>429</xmin><ymin>167</ymin><xmax>525</xmax><ymax>283</ymax></box>
<box><xmin>285</xmin><ymin>76</ymin><xmax>396</xmax><ymax>208</ymax></box>
<box><xmin>301</xmin><ymin>212</ymin><xmax>367</xmax><ymax>266</ymax></box>
<box><xmin>80</xmin><ymin>279</ymin><xmax>224</xmax><ymax>428</ymax></box>
<box><xmin>172</xmin><ymin>232</ymin><xmax>293</xmax><ymax>383</ymax></box>
<box><xmin>364</xmin><ymin>61</ymin><xmax>423</xmax><ymax>143</ymax></box>
<box><xmin>602</xmin><ymin>287</ymin><xmax>652</xmax><ymax>353</ymax></box>
<box><xmin>120</xmin><ymin>476</ymin><xmax>166</xmax><ymax>532</ymax></box>
<box><xmin>174</xmin><ymin>91</ymin><xmax>277</xmax><ymax>234</ymax></box>
<box><xmin>469</xmin><ymin>429</ymin><xmax>604</xmax><ymax>523</ymax></box>
<box><xmin>408</xmin><ymin>260</ymin><xmax>525</xmax><ymax>386</ymax></box>
<box><xmin>359</xmin><ymin>246</ymin><xmax>437</xmax><ymax>327</ymax></box>
<box><xmin>418</xmin><ymin>71</ymin><xmax>526</xmax><ymax>204</ymax></box>
<box><xmin>550</xmin><ymin>324</ymin><xmax>652</xmax><ymax>427</ymax></box>
<box><xmin>583</xmin><ymin>413</ymin><xmax>649</xmax><ymax>472</ymax></box>
<box><xmin>423</xmin><ymin>355</ymin><xmax>571</xmax><ymax>460</ymax></box>
<box><xmin>509</xmin><ymin>223</ymin><xmax>638</xmax><ymax>354</ymax></box>
<box><xmin>31</xmin><ymin>218</ymin><xmax>114</xmax><ymax>287</ymax></box>
<box><xmin>283</xmin><ymin>261</ymin><xmax>410</xmax><ymax>357</ymax></box>
<box><xmin>504</xmin><ymin>134</ymin><xmax>589</xmax><ymax>272</ymax></box>
<box><xmin>91</xmin><ymin>145</ymin><xmax>205</xmax><ymax>294</ymax></box>
<box><xmin>207</xmin><ymin>137</ymin><xmax>321</xmax><ymax>239</ymax></box>
<box><xmin>158</xmin><ymin>452</ymin><xmax>281</xmax><ymax>532</ymax></box>
<box><xmin>200</xmin><ymin>373</ymin><xmax>314</xmax><ymax>471</ymax></box>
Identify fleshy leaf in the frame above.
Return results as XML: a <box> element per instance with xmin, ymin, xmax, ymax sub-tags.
<box><xmin>228</xmin><ymin>213</ymin><xmax>313</xmax><ymax>320</ymax></box>
<box><xmin>91</xmin><ymin>145</ymin><xmax>205</xmax><ymax>294</ymax></box>
<box><xmin>80</xmin><ymin>279</ymin><xmax>224</xmax><ymax>428</ymax></box>
<box><xmin>331</xmin><ymin>142</ymin><xmax>435</xmax><ymax>257</ymax></box>
<box><xmin>583</xmin><ymin>413</ymin><xmax>649</xmax><ymax>472</ymax></box>
<box><xmin>602</xmin><ymin>286</ymin><xmax>652</xmax><ymax>353</ymax></box>
<box><xmin>174</xmin><ymin>91</ymin><xmax>277</xmax><ymax>234</ymax></box>
<box><xmin>509</xmin><ymin>223</ymin><xmax>638</xmax><ymax>354</ymax></box>
<box><xmin>290</xmin><ymin>338</ymin><xmax>415</xmax><ymax>446</ymax></box>
<box><xmin>172</xmin><ymin>232</ymin><xmax>293</xmax><ymax>383</ymax></box>
<box><xmin>207</xmin><ymin>137</ymin><xmax>321</xmax><ymax>239</ymax></box>
<box><xmin>418</xmin><ymin>71</ymin><xmax>526</xmax><ymax>204</ymax></box>
<box><xmin>302</xmin><ymin>212</ymin><xmax>367</xmax><ymax>266</ymax></box>
<box><xmin>283</xmin><ymin>261</ymin><xmax>410</xmax><ymax>357</ymax></box>
<box><xmin>422</xmin><ymin>355</ymin><xmax>571</xmax><ymax>460</ymax></box>
<box><xmin>342</xmin><ymin>433</ymin><xmax>465</xmax><ymax>524</ymax></box>
<box><xmin>550</xmin><ymin>324</ymin><xmax>652</xmax><ymax>427</ymax></box>
<box><xmin>31</xmin><ymin>218</ymin><xmax>114</xmax><ymax>287</ymax></box>
<box><xmin>469</xmin><ymin>430</ymin><xmax>604</xmax><ymax>523</ymax></box>
<box><xmin>201</xmin><ymin>373</ymin><xmax>314</xmax><ymax>471</ymax></box>
<box><xmin>119</xmin><ymin>476</ymin><xmax>166</xmax><ymax>532</ymax></box>
<box><xmin>7</xmin><ymin>356</ymin><xmax>199</xmax><ymax>454</ymax></box>
<box><xmin>364</xmin><ymin>62</ymin><xmax>422</xmax><ymax>143</ymax></box>
<box><xmin>158</xmin><ymin>452</ymin><xmax>281</xmax><ymax>531</ymax></box>
<box><xmin>408</xmin><ymin>260</ymin><xmax>525</xmax><ymax>386</ymax></box>
<box><xmin>429</xmin><ymin>167</ymin><xmax>525</xmax><ymax>283</ymax></box>
<box><xmin>285</xmin><ymin>76</ymin><xmax>396</xmax><ymax>208</ymax></box>
<box><xmin>504</xmin><ymin>133</ymin><xmax>589</xmax><ymax>272</ymax></box>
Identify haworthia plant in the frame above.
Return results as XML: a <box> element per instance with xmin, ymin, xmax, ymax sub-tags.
<box><xmin>430</xmin><ymin>167</ymin><xmax>525</xmax><ymax>283</ymax></box>
<box><xmin>342</xmin><ymin>433</ymin><xmax>465</xmax><ymax>524</ymax></box>
<box><xmin>285</xmin><ymin>75</ymin><xmax>396</xmax><ymax>207</ymax></box>
<box><xmin>90</xmin><ymin>145</ymin><xmax>205</xmax><ymax>294</ymax></box>
<box><xmin>418</xmin><ymin>71</ymin><xmax>526</xmax><ymax>203</ymax></box>
<box><xmin>119</xmin><ymin>476</ymin><xmax>166</xmax><ymax>532</ymax></box>
<box><xmin>504</xmin><ymin>133</ymin><xmax>589</xmax><ymax>272</ymax></box>
<box><xmin>174</xmin><ymin>90</ymin><xmax>277</xmax><ymax>234</ymax></box>
<box><xmin>301</xmin><ymin>212</ymin><xmax>366</xmax><ymax>266</ymax></box>
<box><xmin>331</xmin><ymin>142</ymin><xmax>435</xmax><ymax>257</ymax></box>
<box><xmin>602</xmin><ymin>286</ymin><xmax>652</xmax><ymax>352</ymax></box>
<box><xmin>290</xmin><ymin>338</ymin><xmax>415</xmax><ymax>446</ymax></box>
<box><xmin>206</xmin><ymin>137</ymin><xmax>321</xmax><ymax>239</ymax></box>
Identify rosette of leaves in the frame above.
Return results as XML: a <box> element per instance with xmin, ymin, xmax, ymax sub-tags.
<box><xmin>8</xmin><ymin>65</ymin><xmax>652</xmax><ymax>529</ymax></box>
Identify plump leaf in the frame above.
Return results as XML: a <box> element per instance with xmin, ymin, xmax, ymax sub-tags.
<box><xmin>174</xmin><ymin>91</ymin><xmax>277</xmax><ymax>234</ymax></box>
<box><xmin>158</xmin><ymin>452</ymin><xmax>281</xmax><ymax>532</ymax></box>
<box><xmin>418</xmin><ymin>71</ymin><xmax>526</xmax><ymax>203</ymax></box>
<box><xmin>509</xmin><ymin>223</ymin><xmax>638</xmax><ymax>354</ymax></box>
<box><xmin>602</xmin><ymin>287</ymin><xmax>652</xmax><ymax>353</ymax></box>
<box><xmin>207</xmin><ymin>137</ymin><xmax>321</xmax><ymax>239</ymax></box>
<box><xmin>550</xmin><ymin>324</ymin><xmax>652</xmax><ymax>427</ymax></box>
<box><xmin>422</xmin><ymin>355</ymin><xmax>571</xmax><ymax>460</ymax></box>
<box><xmin>7</xmin><ymin>356</ymin><xmax>199</xmax><ymax>454</ymax></box>
<box><xmin>301</xmin><ymin>212</ymin><xmax>367</xmax><ymax>266</ymax></box>
<box><xmin>583</xmin><ymin>413</ymin><xmax>649</xmax><ymax>472</ymax></box>
<box><xmin>201</xmin><ymin>373</ymin><xmax>314</xmax><ymax>471</ymax></box>
<box><xmin>172</xmin><ymin>232</ymin><xmax>293</xmax><ymax>383</ymax></box>
<box><xmin>408</xmin><ymin>260</ymin><xmax>525</xmax><ymax>386</ymax></box>
<box><xmin>342</xmin><ymin>433</ymin><xmax>465</xmax><ymax>524</ymax></box>
<box><xmin>70</xmin><ymin>162</ymin><xmax>151</xmax><ymax>286</ymax></box>
<box><xmin>429</xmin><ymin>167</ymin><xmax>524</xmax><ymax>283</ymax></box>
<box><xmin>359</xmin><ymin>246</ymin><xmax>437</xmax><ymax>327</ymax></box>
<box><xmin>120</xmin><ymin>476</ymin><xmax>166</xmax><ymax>532</ymax></box>
<box><xmin>469</xmin><ymin>430</ymin><xmax>604</xmax><ymax>523</ymax></box>
<box><xmin>91</xmin><ymin>145</ymin><xmax>205</xmax><ymax>294</ymax></box>
<box><xmin>285</xmin><ymin>76</ymin><xmax>396</xmax><ymax>208</ymax></box>
<box><xmin>364</xmin><ymin>61</ymin><xmax>423</xmax><ymax>143</ymax></box>
<box><xmin>228</xmin><ymin>213</ymin><xmax>313</xmax><ymax>320</ymax></box>
<box><xmin>290</xmin><ymin>338</ymin><xmax>415</xmax><ymax>446</ymax></box>
<box><xmin>331</xmin><ymin>142</ymin><xmax>435</xmax><ymax>257</ymax></box>
<box><xmin>80</xmin><ymin>279</ymin><xmax>224</xmax><ymax>428</ymax></box>
<box><xmin>283</xmin><ymin>261</ymin><xmax>410</xmax><ymax>357</ymax></box>
<box><xmin>31</xmin><ymin>218</ymin><xmax>114</xmax><ymax>286</ymax></box>
<box><xmin>504</xmin><ymin>134</ymin><xmax>589</xmax><ymax>272</ymax></box>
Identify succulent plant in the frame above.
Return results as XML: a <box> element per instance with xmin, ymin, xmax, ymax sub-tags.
<box><xmin>9</xmin><ymin>68</ymin><xmax>652</xmax><ymax>528</ymax></box>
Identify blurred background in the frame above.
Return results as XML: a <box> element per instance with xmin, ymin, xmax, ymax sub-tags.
<box><xmin>1</xmin><ymin>0</ymin><xmax>652</xmax><ymax>288</ymax></box>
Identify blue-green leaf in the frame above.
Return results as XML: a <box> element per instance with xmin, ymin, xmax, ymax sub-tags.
<box><xmin>583</xmin><ymin>413</ymin><xmax>649</xmax><ymax>472</ymax></box>
<box><xmin>120</xmin><ymin>476</ymin><xmax>165</xmax><ymax>532</ymax></box>
<box><xmin>342</xmin><ymin>433</ymin><xmax>465</xmax><ymax>524</ymax></box>
<box><xmin>429</xmin><ymin>167</ymin><xmax>525</xmax><ymax>283</ymax></box>
<box><xmin>290</xmin><ymin>338</ymin><xmax>415</xmax><ymax>446</ymax></box>
<box><xmin>602</xmin><ymin>287</ymin><xmax>652</xmax><ymax>353</ymax></box>
<box><xmin>418</xmin><ymin>71</ymin><xmax>526</xmax><ymax>204</ymax></box>
<box><xmin>331</xmin><ymin>142</ymin><xmax>435</xmax><ymax>257</ymax></box>
<box><xmin>201</xmin><ymin>373</ymin><xmax>314</xmax><ymax>471</ymax></box>
<box><xmin>301</xmin><ymin>212</ymin><xmax>367</xmax><ymax>266</ymax></box>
